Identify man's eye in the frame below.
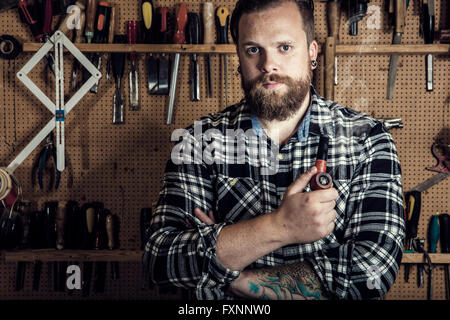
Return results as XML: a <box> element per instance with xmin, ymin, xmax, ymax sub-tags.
<box><xmin>247</xmin><ymin>47</ymin><xmax>259</xmax><ymax>55</ymax></box>
<box><xmin>281</xmin><ymin>45</ymin><xmax>291</xmax><ymax>52</ymax></box>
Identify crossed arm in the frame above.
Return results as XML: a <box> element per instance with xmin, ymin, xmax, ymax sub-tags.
<box><xmin>194</xmin><ymin>209</ymin><xmax>329</xmax><ymax>300</ymax></box>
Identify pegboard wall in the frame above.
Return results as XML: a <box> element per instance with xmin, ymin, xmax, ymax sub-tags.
<box><xmin>0</xmin><ymin>0</ymin><xmax>448</xmax><ymax>300</ymax></box>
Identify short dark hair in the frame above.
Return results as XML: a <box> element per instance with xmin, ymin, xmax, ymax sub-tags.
<box><xmin>230</xmin><ymin>0</ymin><xmax>315</xmax><ymax>46</ymax></box>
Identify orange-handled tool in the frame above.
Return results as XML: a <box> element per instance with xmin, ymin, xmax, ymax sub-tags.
<box><xmin>310</xmin><ymin>135</ymin><xmax>333</xmax><ymax>191</ymax></box>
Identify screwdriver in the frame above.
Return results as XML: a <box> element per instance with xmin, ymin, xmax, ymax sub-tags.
<box><xmin>90</xmin><ymin>2</ymin><xmax>112</xmax><ymax>93</ymax></box>
<box><xmin>438</xmin><ymin>213</ymin><xmax>450</xmax><ymax>300</ymax></box>
<box><xmin>70</xmin><ymin>4</ymin><xmax>86</xmax><ymax>91</ymax></box>
<box><xmin>127</xmin><ymin>20</ymin><xmax>140</xmax><ymax>111</ymax></box>
<box><xmin>142</xmin><ymin>0</ymin><xmax>157</xmax><ymax>94</ymax></box>
<box><xmin>421</xmin><ymin>0</ymin><xmax>435</xmax><ymax>91</ymax></box>
<box><xmin>428</xmin><ymin>213</ymin><xmax>440</xmax><ymax>253</ymax></box>
<box><xmin>105</xmin><ymin>6</ymin><xmax>116</xmax><ymax>81</ymax></box>
<box><xmin>167</xmin><ymin>2</ymin><xmax>188</xmax><ymax>124</ymax></box>
<box><xmin>85</xmin><ymin>0</ymin><xmax>98</xmax><ymax>44</ymax></box>
<box><xmin>188</xmin><ymin>12</ymin><xmax>200</xmax><ymax>101</ymax></box>
<box><xmin>202</xmin><ymin>2</ymin><xmax>214</xmax><ymax>98</ymax></box>
<box><xmin>112</xmin><ymin>35</ymin><xmax>126</xmax><ymax>124</ymax></box>
<box><xmin>215</xmin><ymin>6</ymin><xmax>230</xmax><ymax>108</ymax></box>
<box><xmin>156</xmin><ymin>7</ymin><xmax>170</xmax><ymax>95</ymax></box>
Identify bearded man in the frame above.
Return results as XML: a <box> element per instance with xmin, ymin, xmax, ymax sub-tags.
<box><xmin>144</xmin><ymin>0</ymin><xmax>405</xmax><ymax>300</ymax></box>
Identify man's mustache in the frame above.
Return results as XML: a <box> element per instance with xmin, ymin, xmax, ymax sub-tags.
<box><xmin>253</xmin><ymin>74</ymin><xmax>294</xmax><ymax>87</ymax></box>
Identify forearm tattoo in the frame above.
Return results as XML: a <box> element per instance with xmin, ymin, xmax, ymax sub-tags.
<box><xmin>246</xmin><ymin>261</ymin><xmax>329</xmax><ymax>300</ymax></box>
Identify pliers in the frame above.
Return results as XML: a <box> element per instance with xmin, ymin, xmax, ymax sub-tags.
<box><xmin>31</xmin><ymin>132</ymin><xmax>61</xmax><ymax>190</ymax></box>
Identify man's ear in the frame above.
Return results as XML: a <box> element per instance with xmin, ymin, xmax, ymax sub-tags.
<box><xmin>308</xmin><ymin>40</ymin><xmax>319</xmax><ymax>62</ymax></box>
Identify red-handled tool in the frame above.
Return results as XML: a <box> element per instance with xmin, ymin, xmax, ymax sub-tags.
<box><xmin>127</xmin><ymin>20</ymin><xmax>140</xmax><ymax>111</ymax></box>
<box><xmin>310</xmin><ymin>136</ymin><xmax>333</xmax><ymax>190</ymax></box>
<box><xmin>167</xmin><ymin>2</ymin><xmax>188</xmax><ymax>124</ymax></box>
<box><xmin>18</xmin><ymin>0</ymin><xmax>43</xmax><ymax>40</ymax></box>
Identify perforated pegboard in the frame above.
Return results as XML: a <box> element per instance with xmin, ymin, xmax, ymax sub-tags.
<box><xmin>0</xmin><ymin>0</ymin><xmax>448</xmax><ymax>300</ymax></box>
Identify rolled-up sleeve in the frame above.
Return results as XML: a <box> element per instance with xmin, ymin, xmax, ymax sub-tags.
<box><xmin>144</xmin><ymin>152</ymin><xmax>240</xmax><ymax>299</ymax></box>
<box><xmin>309</xmin><ymin>123</ymin><xmax>406</xmax><ymax>299</ymax></box>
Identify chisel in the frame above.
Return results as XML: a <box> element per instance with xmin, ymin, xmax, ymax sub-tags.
<box><xmin>127</xmin><ymin>20</ymin><xmax>140</xmax><ymax>110</ymax></box>
<box><xmin>438</xmin><ymin>213</ymin><xmax>450</xmax><ymax>300</ymax></box>
<box><xmin>85</xmin><ymin>0</ymin><xmax>98</xmax><ymax>44</ymax></box>
<box><xmin>142</xmin><ymin>0</ymin><xmax>158</xmax><ymax>94</ymax></box>
<box><xmin>188</xmin><ymin>12</ymin><xmax>200</xmax><ymax>101</ymax></box>
<box><xmin>421</xmin><ymin>0</ymin><xmax>435</xmax><ymax>91</ymax></box>
<box><xmin>112</xmin><ymin>35</ymin><xmax>126</xmax><ymax>124</ymax></box>
<box><xmin>387</xmin><ymin>0</ymin><xmax>408</xmax><ymax>100</ymax></box>
<box><xmin>90</xmin><ymin>2</ymin><xmax>112</xmax><ymax>93</ymax></box>
<box><xmin>106</xmin><ymin>6</ymin><xmax>116</xmax><ymax>81</ymax></box>
<box><xmin>167</xmin><ymin>2</ymin><xmax>188</xmax><ymax>124</ymax></box>
<box><xmin>106</xmin><ymin>213</ymin><xmax>120</xmax><ymax>280</ymax></box>
<box><xmin>157</xmin><ymin>7</ymin><xmax>170</xmax><ymax>95</ymax></box>
<box><xmin>216</xmin><ymin>6</ymin><xmax>230</xmax><ymax>108</ymax></box>
<box><xmin>70</xmin><ymin>4</ymin><xmax>86</xmax><ymax>91</ymax></box>
<box><xmin>202</xmin><ymin>2</ymin><xmax>214</xmax><ymax>98</ymax></box>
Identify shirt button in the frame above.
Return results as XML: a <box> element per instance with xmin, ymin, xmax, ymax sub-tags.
<box><xmin>229</xmin><ymin>178</ymin><xmax>237</xmax><ymax>186</ymax></box>
<box><xmin>278</xmin><ymin>154</ymin><xmax>285</xmax><ymax>160</ymax></box>
<box><xmin>280</xmin><ymin>194</ymin><xmax>284</xmax><ymax>201</ymax></box>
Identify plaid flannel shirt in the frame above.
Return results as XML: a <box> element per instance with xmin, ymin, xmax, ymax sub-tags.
<box><xmin>144</xmin><ymin>87</ymin><xmax>405</xmax><ymax>300</ymax></box>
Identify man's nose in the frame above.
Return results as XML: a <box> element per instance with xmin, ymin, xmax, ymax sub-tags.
<box><xmin>259</xmin><ymin>51</ymin><xmax>279</xmax><ymax>73</ymax></box>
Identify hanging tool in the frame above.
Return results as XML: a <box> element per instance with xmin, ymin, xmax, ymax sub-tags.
<box><xmin>106</xmin><ymin>212</ymin><xmax>120</xmax><ymax>280</ymax></box>
<box><xmin>142</xmin><ymin>0</ymin><xmax>157</xmax><ymax>94</ymax></box>
<box><xmin>89</xmin><ymin>1</ymin><xmax>112</xmax><ymax>93</ymax></box>
<box><xmin>324</xmin><ymin>0</ymin><xmax>341</xmax><ymax>99</ymax></box>
<box><xmin>420</xmin><ymin>0</ymin><xmax>435</xmax><ymax>91</ymax></box>
<box><xmin>0</xmin><ymin>35</ymin><xmax>22</xmax><ymax>60</ymax></box>
<box><xmin>345</xmin><ymin>0</ymin><xmax>369</xmax><ymax>35</ymax></box>
<box><xmin>386</xmin><ymin>0</ymin><xmax>409</xmax><ymax>100</ymax></box>
<box><xmin>216</xmin><ymin>6</ymin><xmax>230</xmax><ymax>108</ymax></box>
<box><xmin>85</xmin><ymin>0</ymin><xmax>98</xmax><ymax>44</ymax></box>
<box><xmin>203</xmin><ymin>2</ymin><xmax>214</xmax><ymax>98</ymax></box>
<box><xmin>156</xmin><ymin>7</ymin><xmax>170</xmax><ymax>95</ymax></box>
<box><xmin>93</xmin><ymin>208</ymin><xmax>107</xmax><ymax>293</ymax></box>
<box><xmin>438</xmin><ymin>213</ymin><xmax>450</xmax><ymax>300</ymax></box>
<box><xmin>167</xmin><ymin>2</ymin><xmax>188</xmax><ymax>124</ymax></box>
<box><xmin>410</xmin><ymin>139</ymin><xmax>449</xmax><ymax>192</ymax></box>
<box><xmin>63</xmin><ymin>2</ymin><xmax>86</xmax><ymax>91</ymax></box>
<box><xmin>31</xmin><ymin>132</ymin><xmax>61</xmax><ymax>191</ymax></box>
<box><xmin>105</xmin><ymin>6</ymin><xmax>116</xmax><ymax>81</ymax></box>
<box><xmin>427</xmin><ymin>213</ymin><xmax>439</xmax><ymax>300</ymax></box>
<box><xmin>18</xmin><ymin>0</ymin><xmax>55</xmax><ymax>74</ymax></box>
<box><xmin>188</xmin><ymin>12</ymin><xmax>200</xmax><ymax>101</ymax></box>
<box><xmin>413</xmin><ymin>238</ymin><xmax>425</xmax><ymax>288</ymax></box>
<box><xmin>127</xmin><ymin>20</ymin><xmax>140</xmax><ymax>111</ymax></box>
<box><xmin>403</xmin><ymin>190</ymin><xmax>421</xmax><ymax>282</ymax></box>
<box><xmin>310</xmin><ymin>136</ymin><xmax>333</xmax><ymax>190</ymax></box>
<box><xmin>112</xmin><ymin>35</ymin><xmax>126</xmax><ymax>124</ymax></box>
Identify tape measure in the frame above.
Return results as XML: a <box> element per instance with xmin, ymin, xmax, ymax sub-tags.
<box><xmin>0</xmin><ymin>35</ymin><xmax>22</xmax><ymax>60</ymax></box>
<box><xmin>0</xmin><ymin>168</ymin><xmax>19</xmax><ymax>207</ymax></box>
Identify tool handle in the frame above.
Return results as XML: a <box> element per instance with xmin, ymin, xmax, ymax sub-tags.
<box><xmin>310</xmin><ymin>136</ymin><xmax>332</xmax><ymax>190</ymax></box>
<box><xmin>42</xmin><ymin>0</ymin><xmax>53</xmax><ymax>35</ymax></box>
<box><xmin>86</xmin><ymin>207</ymin><xmax>95</xmax><ymax>235</ymax></box>
<box><xmin>394</xmin><ymin>0</ymin><xmax>406</xmax><ymax>34</ymax></box>
<box><xmin>429</xmin><ymin>214</ymin><xmax>440</xmax><ymax>253</ymax></box>
<box><xmin>188</xmin><ymin>12</ymin><xmax>200</xmax><ymax>45</ymax></box>
<box><xmin>202</xmin><ymin>2</ymin><xmax>215</xmax><ymax>44</ymax></box>
<box><xmin>108</xmin><ymin>6</ymin><xmax>116</xmax><ymax>44</ymax></box>
<box><xmin>158</xmin><ymin>7</ymin><xmax>169</xmax><ymax>44</ymax></box>
<box><xmin>93</xmin><ymin>2</ymin><xmax>111</xmax><ymax>44</ymax></box>
<box><xmin>18</xmin><ymin>0</ymin><xmax>43</xmax><ymax>40</ymax></box>
<box><xmin>106</xmin><ymin>214</ymin><xmax>114</xmax><ymax>249</ymax></box>
<box><xmin>173</xmin><ymin>2</ymin><xmax>188</xmax><ymax>44</ymax></box>
<box><xmin>215</xmin><ymin>6</ymin><xmax>229</xmax><ymax>44</ymax></box>
<box><xmin>74</xmin><ymin>10</ymin><xmax>86</xmax><ymax>43</ymax></box>
<box><xmin>55</xmin><ymin>203</ymin><xmax>66</xmax><ymax>250</ymax></box>
<box><xmin>127</xmin><ymin>20</ymin><xmax>139</xmax><ymax>60</ymax></box>
<box><xmin>112</xmin><ymin>34</ymin><xmax>126</xmax><ymax>79</ymax></box>
<box><xmin>327</xmin><ymin>0</ymin><xmax>341</xmax><ymax>39</ymax></box>
<box><xmin>439</xmin><ymin>214</ymin><xmax>450</xmax><ymax>253</ymax></box>
<box><xmin>405</xmin><ymin>191</ymin><xmax>421</xmax><ymax>239</ymax></box>
<box><xmin>142</xmin><ymin>0</ymin><xmax>154</xmax><ymax>35</ymax></box>
<box><xmin>85</xmin><ymin>0</ymin><xmax>98</xmax><ymax>41</ymax></box>
<box><xmin>422</xmin><ymin>2</ymin><xmax>435</xmax><ymax>44</ymax></box>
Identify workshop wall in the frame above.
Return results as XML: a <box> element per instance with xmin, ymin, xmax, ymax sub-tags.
<box><xmin>0</xmin><ymin>0</ymin><xmax>448</xmax><ymax>300</ymax></box>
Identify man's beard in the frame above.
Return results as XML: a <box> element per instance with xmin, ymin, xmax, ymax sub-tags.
<box><xmin>243</xmin><ymin>70</ymin><xmax>311</xmax><ymax>122</ymax></box>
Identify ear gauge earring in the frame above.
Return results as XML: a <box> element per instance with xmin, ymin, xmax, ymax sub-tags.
<box><xmin>311</xmin><ymin>60</ymin><xmax>318</xmax><ymax>68</ymax></box>
<box><xmin>237</xmin><ymin>66</ymin><xmax>241</xmax><ymax>73</ymax></box>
